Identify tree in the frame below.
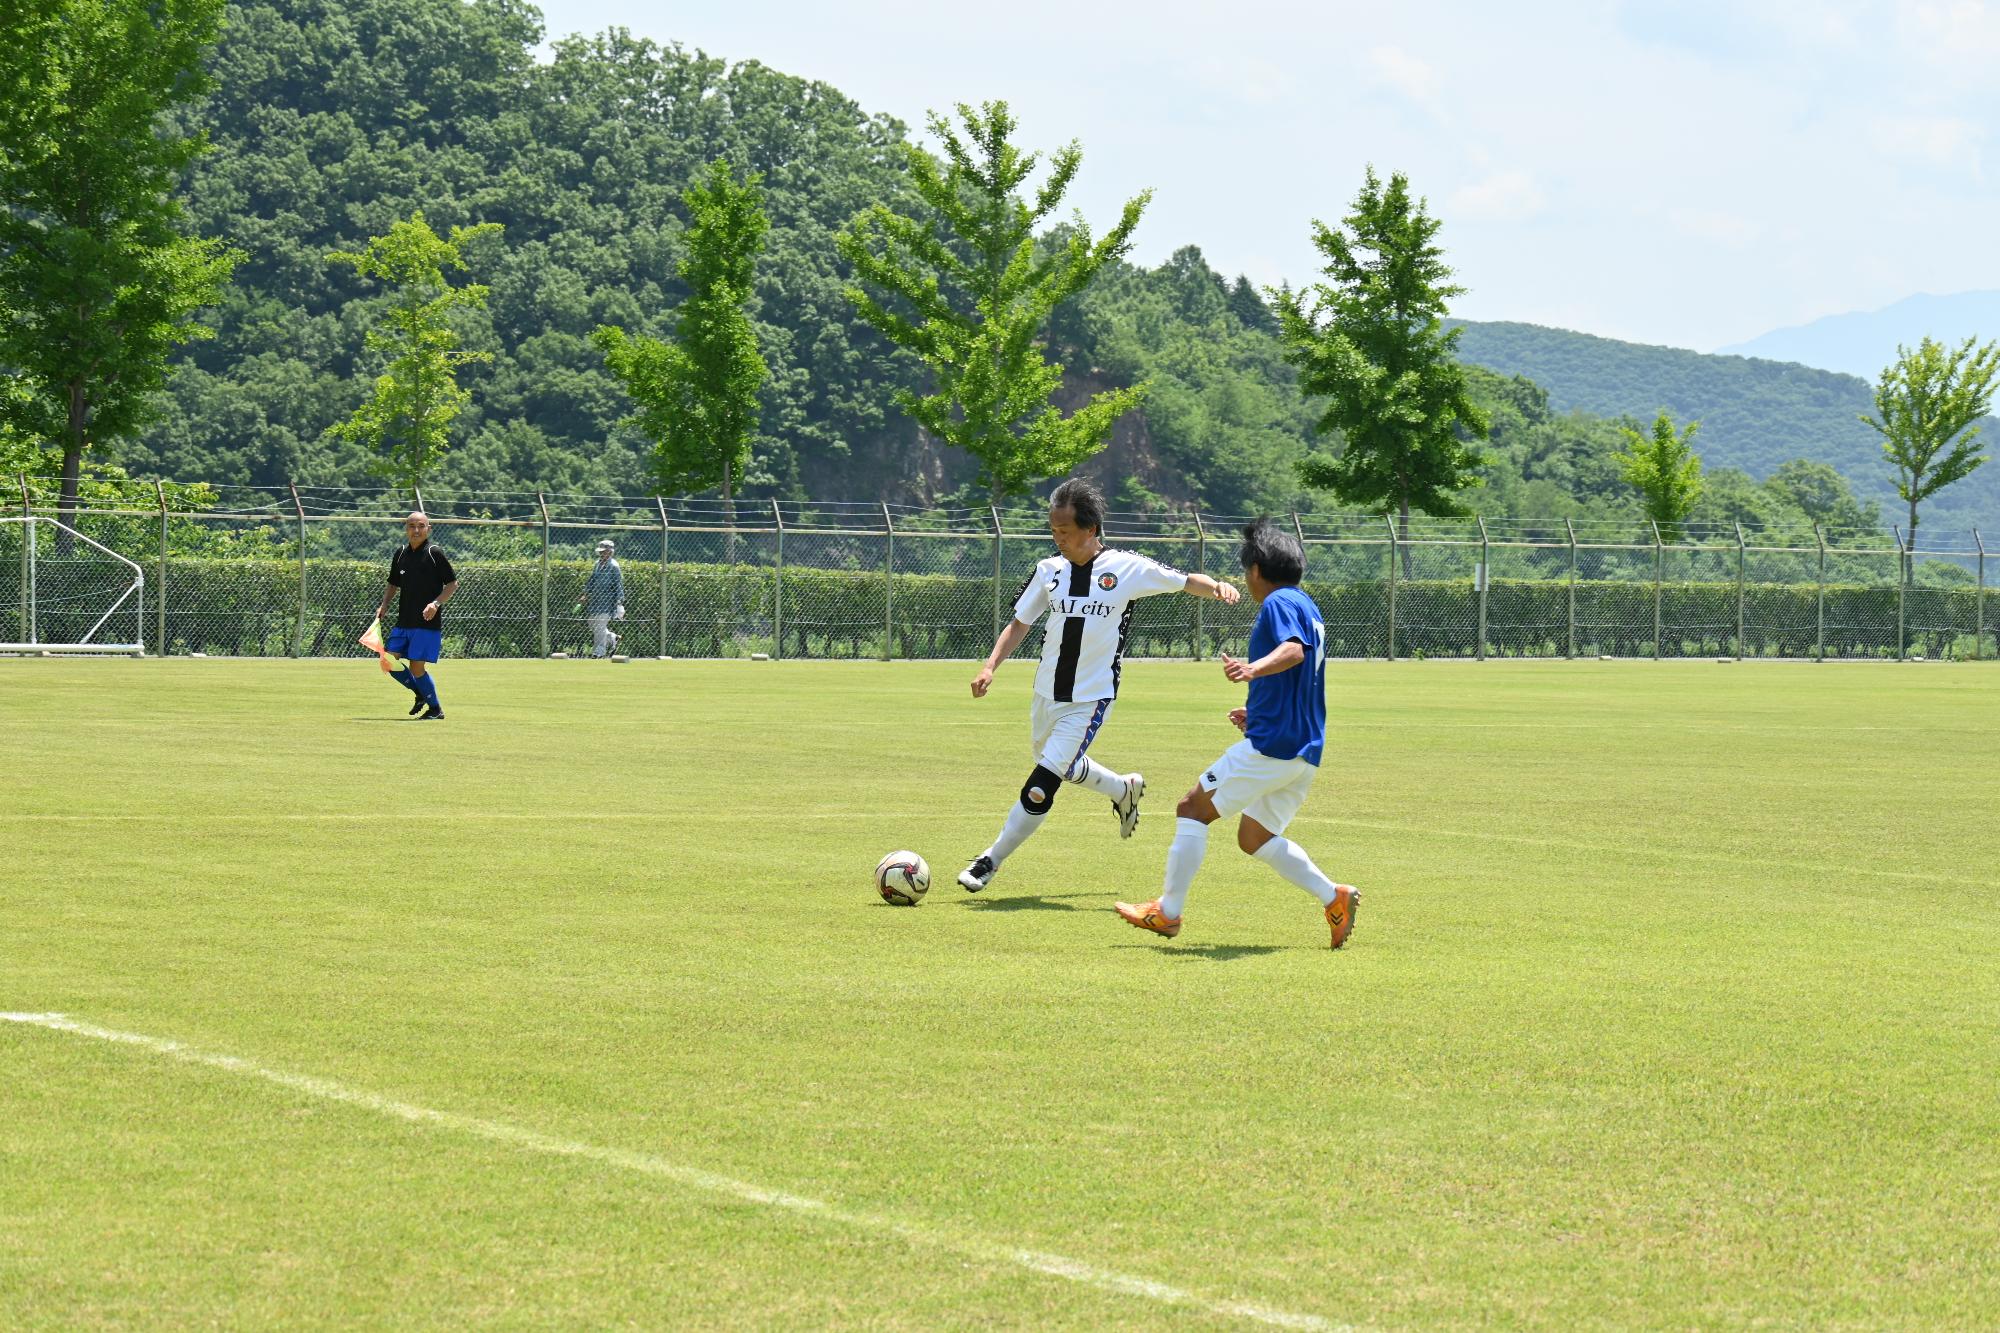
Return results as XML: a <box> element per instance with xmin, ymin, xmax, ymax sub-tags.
<box><xmin>1617</xmin><ymin>410</ymin><xmax>1703</xmax><ymax>539</ymax></box>
<box><xmin>0</xmin><ymin>0</ymin><xmax>239</xmax><ymax>531</ymax></box>
<box><xmin>1763</xmin><ymin>459</ymin><xmax>1880</xmax><ymax>532</ymax></box>
<box><xmin>839</xmin><ymin>100</ymin><xmax>1150</xmax><ymax>499</ymax></box>
<box><xmin>593</xmin><ymin>158</ymin><xmax>769</xmax><ymax>501</ymax></box>
<box><xmin>326</xmin><ymin>213</ymin><xmax>504</xmax><ymax>488</ymax></box>
<box><xmin>1274</xmin><ymin>168</ymin><xmax>1488</xmax><ymax>539</ymax></box>
<box><xmin>1861</xmin><ymin>335</ymin><xmax>1999</xmax><ymax>567</ymax></box>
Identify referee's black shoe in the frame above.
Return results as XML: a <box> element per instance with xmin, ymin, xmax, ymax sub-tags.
<box><xmin>416</xmin><ymin>706</ymin><xmax>445</xmax><ymax>721</ymax></box>
<box><xmin>407</xmin><ymin>695</ymin><xmax>428</xmax><ymax>717</ymax></box>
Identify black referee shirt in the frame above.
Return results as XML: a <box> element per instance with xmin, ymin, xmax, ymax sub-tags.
<box><xmin>387</xmin><ymin>541</ymin><xmax>457</xmax><ymax>630</ymax></box>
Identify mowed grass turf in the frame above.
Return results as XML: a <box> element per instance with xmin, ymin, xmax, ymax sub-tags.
<box><xmin>3</xmin><ymin>657</ymin><xmax>1998</xmax><ymax>1329</ymax></box>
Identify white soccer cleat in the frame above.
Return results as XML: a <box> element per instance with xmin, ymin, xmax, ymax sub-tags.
<box><xmin>957</xmin><ymin>854</ymin><xmax>997</xmax><ymax>893</ymax></box>
<box><xmin>1112</xmin><ymin>774</ymin><xmax>1145</xmax><ymax>839</ymax></box>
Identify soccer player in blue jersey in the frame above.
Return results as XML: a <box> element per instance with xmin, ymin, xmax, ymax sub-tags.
<box><xmin>373</xmin><ymin>511</ymin><xmax>457</xmax><ymax>720</ymax></box>
<box><xmin>1115</xmin><ymin>518</ymin><xmax>1360</xmax><ymax>948</ymax></box>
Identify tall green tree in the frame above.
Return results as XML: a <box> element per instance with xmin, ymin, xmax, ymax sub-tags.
<box><xmin>839</xmin><ymin>100</ymin><xmax>1150</xmax><ymax>499</ymax></box>
<box><xmin>1275</xmin><ymin>168</ymin><xmax>1488</xmax><ymax>536</ymax></box>
<box><xmin>593</xmin><ymin>158</ymin><xmax>769</xmax><ymax>501</ymax></box>
<box><xmin>0</xmin><ymin>0</ymin><xmax>239</xmax><ymax>528</ymax></box>
<box><xmin>327</xmin><ymin>213</ymin><xmax>504</xmax><ymax>488</ymax></box>
<box><xmin>1617</xmin><ymin>410</ymin><xmax>1704</xmax><ymax>539</ymax></box>
<box><xmin>1861</xmin><ymin>335</ymin><xmax>1999</xmax><ymax>564</ymax></box>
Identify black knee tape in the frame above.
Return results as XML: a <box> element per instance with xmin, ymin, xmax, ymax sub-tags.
<box><xmin>1019</xmin><ymin>764</ymin><xmax>1062</xmax><ymax>815</ymax></box>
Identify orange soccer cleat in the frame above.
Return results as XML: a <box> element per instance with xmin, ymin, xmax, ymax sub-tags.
<box><xmin>1324</xmin><ymin>885</ymin><xmax>1361</xmax><ymax>949</ymax></box>
<box><xmin>1114</xmin><ymin>899</ymin><xmax>1182</xmax><ymax>938</ymax></box>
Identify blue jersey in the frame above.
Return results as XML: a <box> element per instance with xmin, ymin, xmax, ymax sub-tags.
<box><xmin>1244</xmin><ymin>585</ymin><xmax>1326</xmax><ymax>765</ymax></box>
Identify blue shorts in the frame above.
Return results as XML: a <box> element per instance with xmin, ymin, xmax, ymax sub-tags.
<box><xmin>386</xmin><ymin>626</ymin><xmax>443</xmax><ymax>663</ymax></box>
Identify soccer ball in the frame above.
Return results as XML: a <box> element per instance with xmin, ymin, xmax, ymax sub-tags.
<box><xmin>874</xmin><ymin>851</ymin><xmax>930</xmax><ymax>906</ymax></box>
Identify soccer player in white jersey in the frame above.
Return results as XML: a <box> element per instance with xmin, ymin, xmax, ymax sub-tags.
<box><xmin>1115</xmin><ymin>518</ymin><xmax>1361</xmax><ymax>948</ymax></box>
<box><xmin>957</xmin><ymin>477</ymin><xmax>1241</xmax><ymax>894</ymax></box>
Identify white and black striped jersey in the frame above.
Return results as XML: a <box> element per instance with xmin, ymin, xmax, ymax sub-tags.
<box><xmin>1013</xmin><ymin>549</ymin><xmax>1189</xmax><ymax>702</ymax></box>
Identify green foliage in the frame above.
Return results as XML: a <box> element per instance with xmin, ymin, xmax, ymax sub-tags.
<box><xmin>0</xmin><ymin>0</ymin><xmax>240</xmax><ymax>507</ymax></box>
<box><xmin>1275</xmin><ymin>168</ymin><xmax>1488</xmax><ymax>522</ymax></box>
<box><xmin>326</xmin><ymin>212</ymin><xmax>504</xmax><ymax>487</ymax></box>
<box><xmin>593</xmin><ymin>159</ymin><xmax>768</xmax><ymax>499</ymax></box>
<box><xmin>1451</xmin><ymin>319</ymin><xmax>2000</xmax><ymax>529</ymax></box>
<box><xmin>1861</xmin><ymin>335</ymin><xmax>1999</xmax><ymax>539</ymax></box>
<box><xmin>839</xmin><ymin>101</ymin><xmax>1150</xmax><ymax>499</ymax></box>
<box><xmin>1617</xmin><ymin>411</ymin><xmax>1704</xmax><ymax>539</ymax></box>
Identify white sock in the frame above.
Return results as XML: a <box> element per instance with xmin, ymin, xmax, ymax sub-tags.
<box><xmin>1157</xmin><ymin>818</ymin><xmax>1210</xmax><ymax>919</ymax></box>
<box><xmin>984</xmin><ymin>802</ymin><xmax>1047</xmax><ymax>866</ymax></box>
<box><xmin>1253</xmin><ymin>836</ymin><xmax>1341</xmax><ymax>906</ymax></box>
<box><xmin>1069</xmin><ymin>757</ymin><xmax>1129</xmax><ymax>799</ymax></box>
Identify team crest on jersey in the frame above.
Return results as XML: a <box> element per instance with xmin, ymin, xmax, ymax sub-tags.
<box><xmin>1097</xmin><ymin>572</ymin><xmax>1119</xmax><ymax>591</ymax></box>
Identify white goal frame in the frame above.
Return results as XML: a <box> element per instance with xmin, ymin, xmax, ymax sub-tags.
<box><xmin>1</xmin><ymin>516</ymin><xmax>146</xmax><ymax>656</ymax></box>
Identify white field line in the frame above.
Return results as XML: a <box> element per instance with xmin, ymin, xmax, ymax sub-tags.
<box><xmin>0</xmin><ymin>1012</ymin><xmax>1344</xmax><ymax>1332</ymax></box>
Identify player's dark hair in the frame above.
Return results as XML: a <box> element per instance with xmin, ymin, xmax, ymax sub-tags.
<box><xmin>1048</xmin><ymin>477</ymin><xmax>1105</xmax><ymax>535</ymax></box>
<box><xmin>1240</xmin><ymin>518</ymin><xmax>1304</xmax><ymax>586</ymax></box>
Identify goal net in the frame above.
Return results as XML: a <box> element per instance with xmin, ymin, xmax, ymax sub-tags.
<box><xmin>0</xmin><ymin>517</ymin><xmax>145</xmax><ymax>655</ymax></box>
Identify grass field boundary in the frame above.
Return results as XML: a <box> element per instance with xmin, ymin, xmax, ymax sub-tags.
<box><xmin>0</xmin><ymin>1012</ymin><xmax>1348</xmax><ymax>1331</ymax></box>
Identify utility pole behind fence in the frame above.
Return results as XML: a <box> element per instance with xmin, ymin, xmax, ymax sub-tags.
<box><xmin>289</xmin><ymin>483</ymin><xmax>307</xmax><ymax>657</ymax></box>
<box><xmin>1384</xmin><ymin>514</ymin><xmax>1398</xmax><ymax>661</ymax></box>
<box><xmin>1735</xmin><ymin>522</ymin><xmax>1747</xmax><ymax>659</ymax></box>
<box><xmin>1193</xmin><ymin>512</ymin><xmax>1207</xmax><ymax>660</ymax></box>
<box><xmin>1564</xmin><ymin>518</ymin><xmax>1577</xmax><ymax>660</ymax></box>
<box><xmin>1476</xmin><ymin>517</ymin><xmax>1490</xmax><ymax>662</ymax></box>
<box><xmin>771</xmin><ymin>499</ymin><xmax>785</xmax><ymax>661</ymax></box>
<box><xmin>1814</xmin><ymin>524</ymin><xmax>1827</xmax><ymax>661</ymax></box>
<box><xmin>1652</xmin><ymin>522</ymin><xmax>1664</xmax><ymax>661</ymax></box>
<box><xmin>1895</xmin><ymin>526</ymin><xmax>1907</xmax><ymax>660</ymax></box>
<box><xmin>990</xmin><ymin>506</ymin><xmax>1004</xmax><ymax>640</ymax></box>
<box><xmin>657</xmin><ymin>498</ymin><xmax>669</xmax><ymax>659</ymax></box>
<box><xmin>16</xmin><ymin>474</ymin><xmax>29</xmax><ymax>645</ymax></box>
<box><xmin>1976</xmin><ymin>529</ymin><xmax>1987</xmax><ymax>661</ymax></box>
<box><xmin>881</xmin><ymin>503</ymin><xmax>894</xmax><ymax>662</ymax></box>
<box><xmin>155</xmin><ymin>481</ymin><xmax>168</xmax><ymax>656</ymax></box>
<box><xmin>537</xmin><ymin>492</ymin><xmax>550</xmax><ymax>658</ymax></box>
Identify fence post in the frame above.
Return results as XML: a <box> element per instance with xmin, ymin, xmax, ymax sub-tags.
<box><xmin>1475</xmin><ymin>516</ymin><xmax>1489</xmax><ymax>661</ymax></box>
<box><xmin>1193</xmin><ymin>511</ymin><xmax>1207</xmax><ymax>661</ymax></box>
<box><xmin>1814</xmin><ymin>523</ymin><xmax>1827</xmax><ymax>661</ymax></box>
<box><xmin>656</xmin><ymin>497</ymin><xmax>670</xmax><ymax>658</ymax></box>
<box><xmin>990</xmin><ymin>506</ymin><xmax>1005</xmax><ymax>640</ymax></box>
<box><xmin>1895</xmin><ymin>525</ymin><xmax>1907</xmax><ymax>660</ymax></box>
<box><xmin>289</xmin><ymin>482</ymin><xmax>307</xmax><ymax>657</ymax></box>
<box><xmin>881</xmin><ymin>503</ymin><xmax>895</xmax><ymax>661</ymax></box>
<box><xmin>155</xmin><ymin>481</ymin><xmax>168</xmax><ymax>656</ymax></box>
<box><xmin>1734</xmin><ymin>521</ymin><xmax>1747</xmax><ymax>660</ymax></box>
<box><xmin>1975</xmin><ymin>528</ymin><xmax>1986</xmax><ymax>661</ymax></box>
<box><xmin>771</xmin><ymin>498</ymin><xmax>785</xmax><ymax>661</ymax></box>
<box><xmin>1651</xmin><ymin>521</ymin><xmax>1663</xmax><ymax>660</ymax></box>
<box><xmin>537</xmin><ymin>491</ymin><xmax>550</xmax><ymax>658</ymax></box>
<box><xmin>17</xmin><ymin>474</ymin><xmax>29</xmax><ymax>645</ymax></box>
<box><xmin>1384</xmin><ymin>513</ymin><xmax>1398</xmax><ymax>661</ymax></box>
<box><xmin>1564</xmin><ymin>517</ymin><xmax>1577</xmax><ymax>659</ymax></box>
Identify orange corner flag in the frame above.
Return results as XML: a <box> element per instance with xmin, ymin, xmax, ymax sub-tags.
<box><xmin>359</xmin><ymin>618</ymin><xmax>394</xmax><ymax>673</ymax></box>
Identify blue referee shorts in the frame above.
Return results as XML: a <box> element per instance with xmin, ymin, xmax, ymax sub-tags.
<box><xmin>386</xmin><ymin>626</ymin><xmax>443</xmax><ymax>663</ymax></box>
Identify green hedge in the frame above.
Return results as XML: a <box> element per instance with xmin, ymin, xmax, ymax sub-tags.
<box><xmin>140</xmin><ymin>557</ymin><xmax>2000</xmax><ymax>661</ymax></box>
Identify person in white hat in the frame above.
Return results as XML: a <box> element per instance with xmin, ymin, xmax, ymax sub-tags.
<box><xmin>580</xmin><ymin>538</ymin><xmax>625</xmax><ymax>657</ymax></box>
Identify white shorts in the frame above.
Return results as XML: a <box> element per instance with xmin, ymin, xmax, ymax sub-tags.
<box><xmin>1030</xmin><ymin>695</ymin><xmax>1113</xmax><ymax>779</ymax></box>
<box><xmin>1197</xmin><ymin>739</ymin><xmax>1317</xmax><ymax>834</ymax></box>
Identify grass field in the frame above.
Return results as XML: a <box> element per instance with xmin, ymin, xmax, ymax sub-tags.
<box><xmin>4</xmin><ymin>656</ymin><xmax>1998</xmax><ymax>1329</ymax></box>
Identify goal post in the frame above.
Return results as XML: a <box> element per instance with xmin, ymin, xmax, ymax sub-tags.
<box><xmin>0</xmin><ymin>516</ymin><xmax>145</xmax><ymax>656</ymax></box>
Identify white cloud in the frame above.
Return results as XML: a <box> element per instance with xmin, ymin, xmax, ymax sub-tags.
<box><xmin>1865</xmin><ymin>114</ymin><xmax>1984</xmax><ymax>172</ymax></box>
<box><xmin>1367</xmin><ymin>45</ymin><xmax>1446</xmax><ymax>119</ymax></box>
<box><xmin>1450</xmin><ymin>170</ymin><xmax>1546</xmax><ymax>223</ymax></box>
<box><xmin>1670</xmin><ymin>209</ymin><xmax>1763</xmax><ymax>249</ymax></box>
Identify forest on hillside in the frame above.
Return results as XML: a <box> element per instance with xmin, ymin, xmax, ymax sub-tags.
<box><xmin>6</xmin><ymin>0</ymin><xmax>1967</xmax><ymax>536</ymax></box>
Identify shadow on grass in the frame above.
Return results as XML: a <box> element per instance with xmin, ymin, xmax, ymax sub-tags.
<box><xmin>958</xmin><ymin>892</ymin><xmax>1103</xmax><ymax>912</ymax></box>
<box><xmin>1111</xmin><ymin>941</ymin><xmax>1296</xmax><ymax>961</ymax></box>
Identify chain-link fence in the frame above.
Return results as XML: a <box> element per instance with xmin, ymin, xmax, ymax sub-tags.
<box><xmin>7</xmin><ymin>477</ymin><xmax>1995</xmax><ymax>662</ymax></box>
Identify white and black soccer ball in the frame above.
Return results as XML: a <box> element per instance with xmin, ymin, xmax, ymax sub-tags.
<box><xmin>874</xmin><ymin>851</ymin><xmax>930</xmax><ymax>906</ymax></box>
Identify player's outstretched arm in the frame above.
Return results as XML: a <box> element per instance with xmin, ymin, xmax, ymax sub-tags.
<box><xmin>1181</xmin><ymin>573</ymin><xmax>1240</xmax><ymax>605</ymax></box>
<box><xmin>1222</xmin><ymin>641</ymin><xmax>1305</xmax><ymax>682</ymax></box>
<box><xmin>971</xmin><ymin>619</ymin><xmax>1033</xmax><ymax>698</ymax></box>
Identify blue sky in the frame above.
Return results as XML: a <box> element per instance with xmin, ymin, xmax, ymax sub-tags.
<box><xmin>531</xmin><ymin>0</ymin><xmax>2000</xmax><ymax>353</ymax></box>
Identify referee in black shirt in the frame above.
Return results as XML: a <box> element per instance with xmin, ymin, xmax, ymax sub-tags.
<box><xmin>373</xmin><ymin>511</ymin><xmax>458</xmax><ymax>719</ymax></box>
